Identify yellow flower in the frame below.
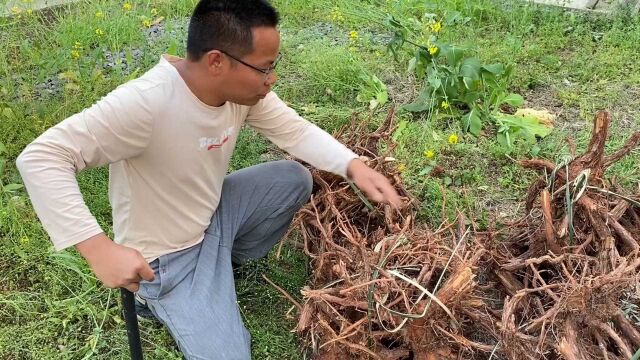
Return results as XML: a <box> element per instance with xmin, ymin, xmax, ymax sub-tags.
<box><xmin>330</xmin><ymin>7</ymin><xmax>344</xmax><ymax>22</ymax></box>
<box><xmin>397</xmin><ymin>163</ymin><xmax>406</xmax><ymax>172</ymax></box>
<box><xmin>95</xmin><ymin>28</ymin><xmax>104</xmax><ymax>36</ymax></box>
<box><xmin>448</xmin><ymin>133</ymin><xmax>459</xmax><ymax>145</ymax></box>
<box><xmin>424</xmin><ymin>150</ymin><xmax>435</xmax><ymax>159</ymax></box>
<box><xmin>70</xmin><ymin>50</ymin><xmax>81</xmax><ymax>59</ymax></box>
<box><xmin>441</xmin><ymin>101</ymin><xmax>449</xmax><ymax>109</ymax></box>
<box><xmin>349</xmin><ymin>30</ymin><xmax>358</xmax><ymax>41</ymax></box>
<box><xmin>73</xmin><ymin>41</ymin><xmax>82</xmax><ymax>49</ymax></box>
<box><xmin>142</xmin><ymin>19</ymin><xmax>152</xmax><ymax>27</ymax></box>
<box><xmin>26</xmin><ymin>9</ymin><xmax>33</xmax><ymax>15</ymax></box>
<box><xmin>10</xmin><ymin>6</ymin><xmax>22</xmax><ymax>14</ymax></box>
<box><xmin>150</xmin><ymin>8</ymin><xmax>158</xmax><ymax>16</ymax></box>
<box><xmin>428</xmin><ymin>46</ymin><xmax>438</xmax><ymax>55</ymax></box>
<box><xmin>95</xmin><ymin>11</ymin><xmax>104</xmax><ymax>18</ymax></box>
<box><xmin>123</xmin><ymin>2</ymin><xmax>132</xmax><ymax>11</ymax></box>
<box><xmin>19</xmin><ymin>236</ymin><xmax>30</xmax><ymax>245</ymax></box>
<box><xmin>430</xmin><ymin>21</ymin><xmax>442</xmax><ymax>33</ymax></box>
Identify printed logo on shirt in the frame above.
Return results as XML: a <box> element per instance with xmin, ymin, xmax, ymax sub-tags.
<box><xmin>199</xmin><ymin>126</ymin><xmax>235</xmax><ymax>150</ymax></box>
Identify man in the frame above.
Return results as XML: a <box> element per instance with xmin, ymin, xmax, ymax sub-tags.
<box><xmin>16</xmin><ymin>0</ymin><xmax>401</xmax><ymax>358</ymax></box>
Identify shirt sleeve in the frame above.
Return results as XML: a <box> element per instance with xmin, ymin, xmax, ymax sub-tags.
<box><xmin>245</xmin><ymin>92</ymin><xmax>358</xmax><ymax>177</ymax></box>
<box><xmin>16</xmin><ymin>84</ymin><xmax>154</xmax><ymax>251</ymax></box>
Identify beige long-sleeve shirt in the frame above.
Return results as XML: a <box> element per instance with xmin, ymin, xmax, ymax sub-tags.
<box><xmin>16</xmin><ymin>55</ymin><xmax>357</xmax><ymax>261</ymax></box>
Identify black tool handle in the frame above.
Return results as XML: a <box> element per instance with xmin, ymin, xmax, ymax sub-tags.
<box><xmin>121</xmin><ymin>288</ymin><xmax>144</xmax><ymax>360</ymax></box>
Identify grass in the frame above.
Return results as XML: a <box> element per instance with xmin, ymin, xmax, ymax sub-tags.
<box><xmin>1</xmin><ymin>0</ymin><xmax>639</xmax><ymax>359</ymax></box>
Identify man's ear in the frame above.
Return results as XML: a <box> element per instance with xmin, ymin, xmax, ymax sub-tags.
<box><xmin>205</xmin><ymin>50</ymin><xmax>225</xmax><ymax>76</ymax></box>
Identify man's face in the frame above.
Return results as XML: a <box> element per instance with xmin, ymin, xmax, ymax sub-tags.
<box><xmin>217</xmin><ymin>26</ymin><xmax>280</xmax><ymax>106</ymax></box>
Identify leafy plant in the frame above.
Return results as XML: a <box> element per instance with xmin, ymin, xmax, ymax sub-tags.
<box><xmin>382</xmin><ymin>13</ymin><xmax>551</xmax><ymax>149</ymax></box>
<box><xmin>356</xmin><ymin>72</ymin><xmax>388</xmax><ymax>110</ymax></box>
<box><xmin>494</xmin><ymin>112</ymin><xmax>552</xmax><ymax>148</ymax></box>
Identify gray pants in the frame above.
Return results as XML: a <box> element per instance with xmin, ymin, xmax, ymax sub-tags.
<box><xmin>137</xmin><ymin>160</ymin><xmax>312</xmax><ymax>359</ymax></box>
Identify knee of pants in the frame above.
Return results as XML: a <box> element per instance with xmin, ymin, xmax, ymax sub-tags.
<box><xmin>277</xmin><ymin>160</ymin><xmax>313</xmax><ymax>204</ymax></box>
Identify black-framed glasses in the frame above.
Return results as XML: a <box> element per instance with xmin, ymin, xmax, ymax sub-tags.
<box><xmin>218</xmin><ymin>50</ymin><xmax>282</xmax><ymax>81</ymax></box>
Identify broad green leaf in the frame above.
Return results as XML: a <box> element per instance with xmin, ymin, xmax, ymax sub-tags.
<box><xmin>357</xmin><ymin>74</ymin><xmax>388</xmax><ymax>108</ymax></box>
<box><xmin>444</xmin><ymin>11</ymin><xmax>471</xmax><ymax>25</ymax></box>
<box><xmin>3</xmin><ymin>183</ymin><xmax>24</xmax><ymax>192</ymax></box>
<box><xmin>376</xmin><ymin>90</ymin><xmax>388</xmax><ymax>105</ymax></box>
<box><xmin>470</xmin><ymin>113</ymin><xmax>482</xmax><ymax>135</ymax></box>
<box><xmin>442</xmin><ymin>77</ymin><xmax>459</xmax><ymax>99</ymax></box>
<box><xmin>462</xmin><ymin>77</ymin><xmax>479</xmax><ymax>90</ymax></box>
<box><xmin>403</xmin><ymin>86</ymin><xmax>433</xmax><ymax>112</ymax></box>
<box><xmin>459</xmin><ymin>58</ymin><xmax>481</xmax><ymax>80</ymax></box>
<box><xmin>460</xmin><ymin>91</ymin><xmax>481</xmax><ymax>103</ymax></box>
<box><xmin>426</xmin><ymin>72</ymin><xmax>442</xmax><ymax>90</ymax></box>
<box><xmin>497</xmin><ymin>132</ymin><xmax>508</xmax><ymax>147</ymax></box>
<box><xmin>502</xmin><ymin>93</ymin><xmax>524</xmax><ymax>107</ymax></box>
<box><xmin>482</xmin><ymin>63</ymin><xmax>505</xmax><ymax>75</ymax></box>
<box><xmin>481</xmin><ymin>72</ymin><xmax>499</xmax><ymax>88</ymax></box>
<box><xmin>416</xmin><ymin>48</ymin><xmax>431</xmax><ymax>63</ymax></box>
<box><xmin>403</xmin><ymin>101</ymin><xmax>431</xmax><ymax>112</ymax></box>
<box><xmin>503</xmin><ymin>64</ymin><xmax>514</xmax><ymax>80</ymax></box>
<box><xmin>502</xmin><ymin>113</ymin><xmax>551</xmax><ymax>137</ymax></box>
<box><xmin>494</xmin><ymin>113</ymin><xmax>552</xmax><ymax>147</ymax></box>
<box><xmin>414</xmin><ymin>51</ymin><xmax>429</xmax><ymax>78</ymax></box>
<box><xmin>460</xmin><ymin>58</ymin><xmax>482</xmax><ymax>90</ymax></box>
<box><xmin>440</xmin><ymin>45</ymin><xmax>466</xmax><ymax>67</ymax></box>
<box><xmin>462</xmin><ymin>108</ymin><xmax>482</xmax><ymax>135</ymax></box>
<box><xmin>444</xmin><ymin>11</ymin><xmax>462</xmax><ymax>25</ymax></box>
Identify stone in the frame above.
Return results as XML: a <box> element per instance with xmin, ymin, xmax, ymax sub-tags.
<box><xmin>531</xmin><ymin>0</ymin><xmax>640</xmax><ymax>13</ymax></box>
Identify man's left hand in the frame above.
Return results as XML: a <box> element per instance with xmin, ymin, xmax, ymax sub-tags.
<box><xmin>347</xmin><ymin>158</ymin><xmax>402</xmax><ymax>208</ymax></box>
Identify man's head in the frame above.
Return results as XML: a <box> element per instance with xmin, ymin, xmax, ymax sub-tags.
<box><xmin>187</xmin><ymin>0</ymin><xmax>281</xmax><ymax>106</ymax></box>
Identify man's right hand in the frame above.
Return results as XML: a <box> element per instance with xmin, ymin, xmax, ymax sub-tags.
<box><xmin>75</xmin><ymin>233</ymin><xmax>155</xmax><ymax>292</ymax></box>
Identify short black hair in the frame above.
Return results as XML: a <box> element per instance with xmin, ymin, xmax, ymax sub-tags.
<box><xmin>187</xmin><ymin>0</ymin><xmax>279</xmax><ymax>61</ymax></box>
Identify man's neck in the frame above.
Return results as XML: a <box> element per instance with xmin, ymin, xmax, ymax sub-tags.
<box><xmin>173</xmin><ymin>59</ymin><xmax>226</xmax><ymax>107</ymax></box>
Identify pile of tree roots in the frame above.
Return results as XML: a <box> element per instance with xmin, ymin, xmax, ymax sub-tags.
<box><xmin>292</xmin><ymin>109</ymin><xmax>640</xmax><ymax>360</ymax></box>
